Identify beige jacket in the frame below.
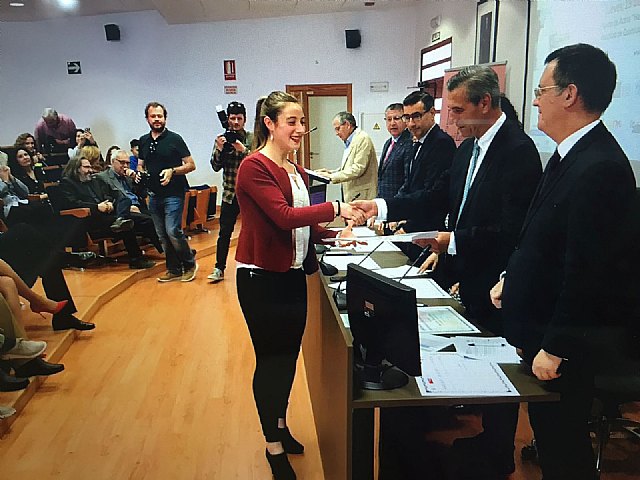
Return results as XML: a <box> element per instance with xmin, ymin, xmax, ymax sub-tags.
<box><xmin>331</xmin><ymin>128</ymin><xmax>378</xmax><ymax>201</ymax></box>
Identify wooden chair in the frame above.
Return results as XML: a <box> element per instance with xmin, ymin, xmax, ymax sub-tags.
<box><xmin>181</xmin><ymin>186</ymin><xmax>217</xmax><ymax>233</ymax></box>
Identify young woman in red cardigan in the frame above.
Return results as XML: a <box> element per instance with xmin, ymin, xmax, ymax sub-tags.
<box><xmin>235</xmin><ymin>91</ymin><xmax>360</xmax><ymax>480</ymax></box>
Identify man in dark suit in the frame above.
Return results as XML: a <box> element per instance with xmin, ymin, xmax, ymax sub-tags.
<box><xmin>491</xmin><ymin>44</ymin><xmax>636</xmax><ymax>480</ymax></box>
<box><xmin>394</xmin><ymin>91</ymin><xmax>456</xmax><ymax>232</ymax></box>
<box><xmin>95</xmin><ymin>149</ymin><xmax>161</xmax><ymax>253</ymax></box>
<box><xmin>377</xmin><ymin>103</ymin><xmax>412</xmax><ymax>199</ymax></box>
<box><xmin>355</xmin><ymin>66</ymin><xmax>542</xmax><ymax>477</ymax></box>
<box><xmin>59</xmin><ymin>156</ymin><xmax>156</xmax><ymax>269</ymax></box>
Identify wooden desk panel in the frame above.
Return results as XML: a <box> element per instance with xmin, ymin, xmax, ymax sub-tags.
<box><xmin>303</xmin><ymin>253</ymin><xmax>559</xmax><ymax>480</ymax></box>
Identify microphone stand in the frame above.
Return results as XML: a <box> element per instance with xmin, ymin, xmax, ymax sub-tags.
<box><xmin>333</xmin><ymin>239</ymin><xmax>385</xmax><ymax>310</ymax></box>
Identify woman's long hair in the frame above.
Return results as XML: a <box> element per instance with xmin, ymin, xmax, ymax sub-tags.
<box><xmin>251</xmin><ymin>91</ymin><xmax>299</xmax><ymax>152</ymax></box>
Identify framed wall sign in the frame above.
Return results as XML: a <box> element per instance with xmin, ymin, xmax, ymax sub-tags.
<box><xmin>475</xmin><ymin>0</ymin><xmax>499</xmax><ymax>64</ymax></box>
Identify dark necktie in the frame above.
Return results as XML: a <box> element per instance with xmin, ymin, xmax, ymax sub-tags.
<box><xmin>540</xmin><ymin>150</ymin><xmax>561</xmax><ymax>190</ymax></box>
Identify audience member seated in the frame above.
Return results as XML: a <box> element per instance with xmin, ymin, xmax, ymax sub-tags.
<box><xmin>0</xmin><ymin>163</ymin><xmax>53</xmax><ymax>228</ymax></box>
<box><xmin>95</xmin><ymin>149</ymin><xmax>162</xmax><ymax>253</ymax></box>
<box><xmin>59</xmin><ymin>156</ymin><xmax>156</xmax><ymax>269</ymax></box>
<box><xmin>0</xmin><ymin>292</ymin><xmax>64</xmax><ymax>388</ymax></box>
<box><xmin>34</xmin><ymin>108</ymin><xmax>77</xmax><ymax>155</ymax></box>
<box><xmin>104</xmin><ymin>145</ymin><xmax>120</xmax><ymax>169</ymax></box>
<box><xmin>14</xmin><ymin>132</ymin><xmax>47</xmax><ymax>165</ymax></box>
<box><xmin>79</xmin><ymin>145</ymin><xmax>105</xmax><ymax>172</ymax></box>
<box><xmin>8</xmin><ymin>148</ymin><xmax>46</xmax><ymax>195</ymax></box>
<box><xmin>0</xmin><ymin>222</ymin><xmax>94</xmax><ymax>331</ymax></box>
<box><xmin>129</xmin><ymin>139</ymin><xmax>140</xmax><ymax>171</ymax></box>
<box><xmin>67</xmin><ymin>128</ymin><xmax>98</xmax><ymax>161</ymax></box>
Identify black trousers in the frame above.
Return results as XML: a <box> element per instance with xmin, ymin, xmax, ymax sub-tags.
<box><xmin>236</xmin><ymin>267</ymin><xmax>307</xmax><ymax>442</ymax></box>
<box><xmin>0</xmin><ymin>223</ymin><xmax>77</xmax><ymax>315</ymax></box>
<box><xmin>87</xmin><ymin>213</ymin><xmax>143</xmax><ymax>259</ymax></box>
<box><xmin>466</xmin><ymin>309</ymin><xmax>519</xmax><ymax>463</ymax></box>
<box><xmin>215</xmin><ymin>198</ymin><xmax>240</xmax><ymax>271</ymax></box>
<box><xmin>526</xmin><ymin>354</ymin><xmax>596</xmax><ymax>480</ymax></box>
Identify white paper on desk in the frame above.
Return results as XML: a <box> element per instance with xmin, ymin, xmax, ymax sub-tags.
<box><xmin>453</xmin><ymin>336</ymin><xmax>522</xmax><ymax>364</ymax></box>
<box><xmin>340</xmin><ymin>313</ymin><xmax>350</xmax><ymax>328</ymax></box>
<box><xmin>419</xmin><ymin>333</ymin><xmax>454</xmax><ymax>353</ymax></box>
<box><xmin>321</xmin><ymin>255</ymin><xmax>380</xmax><ymax>271</ymax></box>
<box><xmin>416</xmin><ymin>353</ymin><xmax>519</xmax><ymax>397</ymax></box>
<box><xmin>353</xmin><ymin>239</ymin><xmax>401</xmax><ymax>253</ymax></box>
<box><xmin>379</xmin><ymin>231</ymin><xmax>438</xmax><ymax>243</ymax></box>
<box><xmin>327</xmin><ymin>226</ymin><xmax>378</xmax><ymax>237</ymax></box>
<box><xmin>400</xmin><ymin>278</ymin><xmax>451</xmax><ymax>300</ymax></box>
<box><xmin>374</xmin><ymin>265</ymin><xmax>428</xmax><ymax>278</ymax></box>
<box><xmin>417</xmin><ymin>306</ymin><xmax>480</xmax><ymax>334</ymax></box>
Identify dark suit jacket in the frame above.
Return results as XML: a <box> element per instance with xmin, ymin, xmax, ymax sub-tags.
<box><xmin>392</xmin><ymin>124</ymin><xmax>456</xmax><ymax>230</ymax></box>
<box><xmin>446</xmin><ymin>119</ymin><xmax>541</xmax><ymax>321</ymax></box>
<box><xmin>58</xmin><ymin>176</ymin><xmax>112</xmax><ymax>215</ymax></box>
<box><xmin>377</xmin><ymin>129</ymin><xmax>412</xmax><ymax>199</ymax></box>
<box><xmin>501</xmin><ymin>122</ymin><xmax>636</xmax><ymax>363</ymax></box>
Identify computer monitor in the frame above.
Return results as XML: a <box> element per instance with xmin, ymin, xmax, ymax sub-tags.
<box><xmin>347</xmin><ymin>264</ymin><xmax>421</xmax><ymax>390</ymax></box>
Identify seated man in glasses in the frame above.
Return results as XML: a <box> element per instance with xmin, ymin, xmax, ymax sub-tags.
<box><xmin>94</xmin><ymin>149</ymin><xmax>162</xmax><ymax>254</ymax></box>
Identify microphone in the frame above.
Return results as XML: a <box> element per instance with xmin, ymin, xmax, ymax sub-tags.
<box><xmin>397</xmin><ymin>245</ymin><xmax>432</xmax><ymax>284</ymax></box>
<box><xmin>303</xmin><ymin>127</ymin><xmax>318</xmax><ymax>135</ymax></box>
<box><xmin>332</xmin><ymin>239</ymin><xmax>385</xmax><ymax>310</ymax></box>
<box><xmin>318</xmin><ymin>247</ymin><xmax>338</xmax><ymax>276</ymax></box>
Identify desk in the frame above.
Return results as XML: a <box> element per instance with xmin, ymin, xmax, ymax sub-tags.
<box><xmin>302</xmin><ymin>252</ymin><xmax>559</xmax><ymax>480</ymax></box>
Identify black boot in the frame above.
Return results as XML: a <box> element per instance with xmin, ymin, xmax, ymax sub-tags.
<box><xmin>265</xmin><ymin>449</ymin><xmax>296</xmax><ymax>480</ymax></box>
<box><xmin>278</xmin><ymin>427</ymin><xmax>305</xmax><ymax>454</ymax></box>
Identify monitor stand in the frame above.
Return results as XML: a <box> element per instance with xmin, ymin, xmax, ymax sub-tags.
<box><xmin>359</xmin><ymin>363</ymin><xmax>409</xmax><ymax>390</ymax></box>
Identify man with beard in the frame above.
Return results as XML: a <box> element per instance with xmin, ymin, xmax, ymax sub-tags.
<box><xmin>207</xmin><ymin>101</ymin><xmax>253</xmax><ymax>283</ymax></box>
<box><xmin>59</xmin><ymin>156</ymin><xmax>156</xmax><ymax>270</ymax></box>
<box><xmin>138</xmin><ymin>102</ymin><xmax>197</xmax><ymax>282</ymax></box>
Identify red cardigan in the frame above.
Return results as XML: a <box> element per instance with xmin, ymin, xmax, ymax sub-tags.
<box><xmin>235</xmin><ymin>152</ymin><xmax>338</xmax><ymax>273</ymax></box>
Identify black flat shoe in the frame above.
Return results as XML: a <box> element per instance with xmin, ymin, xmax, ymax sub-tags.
<box><xmin>278</xmin><ymin>427</ymin><xmax>304</xmax><ymax>454</ymax></box>
<box><xmin>14</xmin><ymin>357</ymin><xmax>65</xmax><ymax>378</ymax></box>
<box><xmin>265</xmin><ymin>449</ymin><xmax>296</xmax><ymax>480</ymax></box>
<box><xmin>0</xmin><ymin>369</ymin><xmax>29</xmax><ymax>392</ymax></box>
<box><xmin>52</xmin><ymin>314</ymin><xmax>95</xmax><ymax>331</ymax></box>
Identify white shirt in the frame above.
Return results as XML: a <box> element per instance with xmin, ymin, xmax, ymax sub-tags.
<box><xmin>557</xmin><ymin>119</ymin><xmax>600</xmax><ymax>160</ymax></box>
<box><xmin>289</xmin><ymin>170</ymin><xmax>311</xmax><ymax>268</ymax></box>
<box><xmin>448</xmin><ymin>112</ymin><xmax>507</xmax><ymax>255</ymax></box>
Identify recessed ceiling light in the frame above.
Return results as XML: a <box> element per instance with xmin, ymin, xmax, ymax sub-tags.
<box><xmin>9</xmin><ymin>2</ymin><xmax>25</xmax><ymax>6</ymax></box>
<box><xmin>58</xmin><ymin>0</ymin><xmax>79</xmax><ymax>10</ymax></box>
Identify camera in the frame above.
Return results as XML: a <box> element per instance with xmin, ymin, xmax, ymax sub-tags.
<box><xmin>216</xmin><ymin>103</ymin><xmax>247</xmax><ymax>152</ymax></box>
<box><xmin>215</xmin><ymin>105</ymin><xmax>238</xmax><ymax>152</ymax></box>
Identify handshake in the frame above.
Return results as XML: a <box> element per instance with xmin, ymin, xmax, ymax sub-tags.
<box><xmin>335</xmin><ymin>199</ymin><xmax>379</xmax><ymax>225</ymax></box>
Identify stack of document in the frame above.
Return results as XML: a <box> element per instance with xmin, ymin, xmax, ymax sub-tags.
<box><xmin>416</xmin><ymin>353</ymin><xmax>519</xmax><ymax>397</ymax></box>
<box><xmin>417</xmin><ymin>306</ymin><xmax>480</xmax><ymax>334</ymax></box>
<box><xmin>452</xmin><ymin>336</ymin><xmax>521</xmax><ymax>364</ymax></box>
<box><xmin>321</xmin><ymin>255</ymin><xmax>381</xmax><ymax>271</ymax></box>
<box><xmin>400</xmin><ymin>278</ymin><xmax>451</xmax><ymax>300</ymax></box>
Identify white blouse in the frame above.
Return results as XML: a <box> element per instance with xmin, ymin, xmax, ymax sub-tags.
<box><xmin>289</xmin><ymin>170</ymin><xmax>311</xmax><ymax>269</ymax></box>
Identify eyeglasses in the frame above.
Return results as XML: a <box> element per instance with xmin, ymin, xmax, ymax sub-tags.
<box><xmin>385</xmin><ymin>115</ymin><xmax>403</xmax><ymax>122</ymax></box>
<box><xmin>401</xmin><ymin>111</ymin><xmax>427</xmax><ymax>122</ymax></box>
<box><xmin>114</xmin><ymin>160</ymin><xmax>130</xmax><ymax>165</ymax></box>
<box><xmin>534</xmin><ymin>85</ymin><xmax>560</xmax><ymax>98</ymax></box>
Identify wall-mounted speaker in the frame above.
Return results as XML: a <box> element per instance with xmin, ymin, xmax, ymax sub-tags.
<box><xmin>345</xmin><ymin>29</ymin><xmax>361</xmax><ymax>49</ymax></box>
<box><xmin>104</xmin><ymin>24</ymin><xmax>121</xmax><ymax>42</ymax></box>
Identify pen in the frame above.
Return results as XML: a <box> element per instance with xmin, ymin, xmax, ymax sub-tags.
<box><xmin>351</xmin><ymin>193</ymin><xmax>361</xmax><ymax>201</ymax></box>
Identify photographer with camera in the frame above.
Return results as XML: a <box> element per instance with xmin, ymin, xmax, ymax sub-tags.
<box><xmin>208</xmin><ymin>101</ymin><xmax>253</xmax><ymax>283</ymax></box>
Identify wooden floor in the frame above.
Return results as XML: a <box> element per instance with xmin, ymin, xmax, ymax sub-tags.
<box><xmin>0</xmin><ymin>219</ymin><xmax>639</xmax><ymax>479</ymax></box>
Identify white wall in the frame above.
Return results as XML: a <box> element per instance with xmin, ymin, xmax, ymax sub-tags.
<box><xmin>1</xmin><ymin>7</ymin><xmax>429</xmax><ymax>191</ymax></box>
